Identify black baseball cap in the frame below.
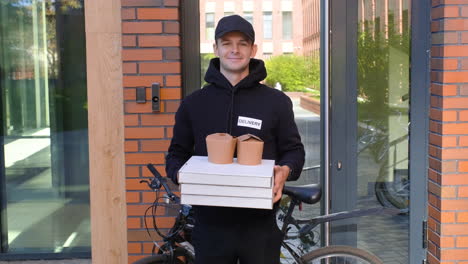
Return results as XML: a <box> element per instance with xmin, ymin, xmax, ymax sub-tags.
<box><xmin>215</xmin><ymin>15</ymin><xmax>255</xmax><ymax>43</ymax></box>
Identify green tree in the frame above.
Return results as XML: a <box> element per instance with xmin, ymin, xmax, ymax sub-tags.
<box><xmin>357</xmin><ymin>16</ymin><xmax>410</xmax><ymax>122</ymax></box>
<box><xmin>200</xmin><ymin>53</ymin><xmax>215</xmax><ymax>87</ymax></box>
<box><xmin>264</xmin><ymin>55</ymin><xmax>319</xmax><ymax>92</ymax></box>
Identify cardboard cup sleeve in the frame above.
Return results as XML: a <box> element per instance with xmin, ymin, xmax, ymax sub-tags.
<box><xmin>206</xmin><ymin>133</ymin><xmax>237</xmax><ymax>164</ymax></box>
<box><xmin>237</xmin><ymin>134</ymin><xmax>264</xmax><ymax>165</ymax></box>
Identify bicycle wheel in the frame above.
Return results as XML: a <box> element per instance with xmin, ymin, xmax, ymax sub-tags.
<box><xmin>375</xmin><ymin>165</ymin><xmax>409</xmax><ymax>210</ymax></box>
<box><xmin>300</xmin><ymin>246</ymin><xmax>383</xmax><ymax>264</ymax></box>
<box><xmin>375</xmin><ymin>181</ymin><xmax>409</xmax><ymax>209</ymax></box>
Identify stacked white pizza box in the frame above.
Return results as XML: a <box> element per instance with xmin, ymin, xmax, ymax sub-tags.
<box><xmin>178</xmin><ymin>156</ymin><xmax>275</xmax><ymax>209</ymax></box>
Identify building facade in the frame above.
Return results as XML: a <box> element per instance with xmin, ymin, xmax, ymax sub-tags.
<box><xmin>199</xmin><ymin>0</ymin><xmax>304</xmax><ymax>59</ymax></box>
<box><xmin>0</xmin><ymin>0</ymin><xmax>467</xmax><ymax>264</ymax></box>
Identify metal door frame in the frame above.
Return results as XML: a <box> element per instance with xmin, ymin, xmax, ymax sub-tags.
<box><xmin>0</xmin><ymin>63</ymin><xmax>7</xmax><ymax>253</ymax></box>
<box><xmin>321</xmin><ymin>0</ymin><xmax>359</xmax><ymax>247</ymax></box>
<box><xmin>409</xmin><ymin>0</ymin><xmax>431</xmax><ymax>263</ymax></box>
<box><xmin>322</xmin><ymin>0</ymin><xmax>430</xmax><ymax>261</ymax></box>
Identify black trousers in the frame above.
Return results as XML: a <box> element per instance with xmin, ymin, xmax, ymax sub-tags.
<box><xmin>192</xmin><ymin>213</ymin><xmax>283</xmax><ymax>264</ymax></box>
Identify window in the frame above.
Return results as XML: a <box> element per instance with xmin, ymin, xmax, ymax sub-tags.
<box><xmin>224</xmin><ymin>12</ymin><xmax>235</xmax><ymax>17</ymax></box>
<box><xmin>0</xmin><ymin>0</ymin><xmax>90</xmax><ymax>257</ymax></box>
<box><xmin>243</xmin><ymin>12</ymin><xmax>254</xmax><ymax>25</ymax></box>
<box><xmin>206</xmin><ymin>13</ymin><xmax>215</xmax><ymax>40</ymax></box>
<box><xmin>263</xmin><ymin>53</ymin><xmax>273</xmax><ymax>60</ymax></box>
<box><xmin>263</xmin><ymin>12</ymin><xmax>273</xmax><ymax>39</ymax></box>
<box><xmin>282</xmin><ymin>11</ymin><xmax>293</xmax><ymax>40</ymax></box>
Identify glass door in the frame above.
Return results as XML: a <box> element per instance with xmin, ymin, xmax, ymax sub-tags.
<box><xmin>328</xmin><ymin>0</ymin><xmax>414</xmax><ymax>262</ymax></box>
<box><xmin>0</xmin><ymin>0</ymin><xmax>90</xmax><ymax>256</ymax></box>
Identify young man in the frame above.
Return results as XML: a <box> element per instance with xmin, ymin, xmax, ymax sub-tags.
<box><xmin>166</xmin><ymin>15</ymin><xmax>305</xmax><ymax>264</ymax></box>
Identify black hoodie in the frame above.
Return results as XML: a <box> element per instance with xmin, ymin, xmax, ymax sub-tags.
<box><xmin>166</xmin><ymin>58</ymin><xmax>305</xmax><ymax>224</ymax></box>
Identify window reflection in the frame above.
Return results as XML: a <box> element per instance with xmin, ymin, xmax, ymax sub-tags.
<box><xmin>357</xmin><ymin>0</ymin><xmax>410</xmax><ymax>262</ymax></box>
<box><xmin>0</xmin><ymin>0</ymin><xmax>90</xmax><ymax>255</ymax></box>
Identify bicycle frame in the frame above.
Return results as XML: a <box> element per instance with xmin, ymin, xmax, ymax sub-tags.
<box><xmin>278</xmin><ymin>198</ymin><xmax>399</xmax><ymax>264</ymax></box>
<box><xmin>145</xmin><ymin>163</ymin><xmax>396</xmax><ymax>264</ymax></box>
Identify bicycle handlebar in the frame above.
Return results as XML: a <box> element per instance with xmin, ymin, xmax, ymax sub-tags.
<box><xmin>145</xmin><ymin>163</ymin><xmax>180</xmax><ymax>203</ymax></box>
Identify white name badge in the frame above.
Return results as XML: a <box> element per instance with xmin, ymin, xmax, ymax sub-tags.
<box><xmin>237</xmin><ymin>116</ymin><xmax>262</xmax><ymax>130</ymax></box>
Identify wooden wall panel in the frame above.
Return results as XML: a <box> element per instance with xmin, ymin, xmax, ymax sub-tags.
<box><xmin>85</xmin><ymin>0</ymin><xmax>127</xmax><ymax>263</ymax></box>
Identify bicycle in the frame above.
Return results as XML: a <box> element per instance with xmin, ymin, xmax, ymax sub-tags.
<box><xmin>134</xmin><ymin>163</ymin><xmax>397</xmax><ymax>264</ymax></box>
<box><xmin>276</xmin><ymin>184</ymin><xmax>400</xmax><ymax>263</ymax></box>
<box><xmin>357</xmin><ymin>119</ymin><xmax>389</xmax><ymax>164</ymax></box>
<box><xmin>358</xmin><ymin>112</ymin><xmax>410</xmax><ymax>212</ymax></box>
<box><xmin>133</xmin><ymin>164</ymin><xmax>195</xmax><ymax>264</ymax></box>
<box><xmin>374</xmin><ymin>133</ymin><xmax>410</xmax><ymax>213</ymax></box>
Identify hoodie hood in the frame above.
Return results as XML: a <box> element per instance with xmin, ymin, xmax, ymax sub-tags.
<box><xmin>204</xmin><ymin>58</ymin><xmax>267</xmax><ymax>91</ymax></box>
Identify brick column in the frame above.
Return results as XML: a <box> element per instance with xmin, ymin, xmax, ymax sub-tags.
<box><xmin>429</xmin><ymin>1</ymin><xmax>468</xmax><ymax>263</ymax></box>
<box><xmin>121</xmin><ymin>0</ymin><xmax>181</xmax><ymax>262</ymax></box>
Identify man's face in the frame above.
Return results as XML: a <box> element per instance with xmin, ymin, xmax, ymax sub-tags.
<box><xmin>213</xmin><ymin>31</ymin><xmax>258</xmax><ymax>76</ymax></box>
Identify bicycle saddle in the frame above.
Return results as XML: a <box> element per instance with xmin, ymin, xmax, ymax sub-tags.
<box><xmin>283</xmin><ymin>184</ymin><xmax>322</xmax><ymax>204</ymax></box>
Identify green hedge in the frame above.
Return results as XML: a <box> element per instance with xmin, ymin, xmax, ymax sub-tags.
<box><xmin>264</xmin><ymin>55</ymin><xmax>319</xmax><ymax>92</ymax></box>
<box><xmin>199</xmin><ymin>53</ymin><xmax>320</xmax><ymax>93</ymax></box>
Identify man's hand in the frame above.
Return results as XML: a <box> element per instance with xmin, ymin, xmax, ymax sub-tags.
<box><xmin>273</xmin><ymin>165</ymin><xmax>290</xmax><ymax>203</ymax></box>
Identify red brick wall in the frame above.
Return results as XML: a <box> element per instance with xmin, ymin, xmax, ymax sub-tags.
<box><xmin>121</xmin><ymin>0</ymin><xmax>181</xmax><ymax>262</ymax></box>
<box><xmin>429</xmin><ymin>1</ymin><xmax>468</xmax><ymax>263</ymax></box>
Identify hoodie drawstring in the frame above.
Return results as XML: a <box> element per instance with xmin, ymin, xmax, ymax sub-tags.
<box><xmin>228</xmin><ymin>90</ymin><xmax>234</xmax><ymax>134</ymax></box>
